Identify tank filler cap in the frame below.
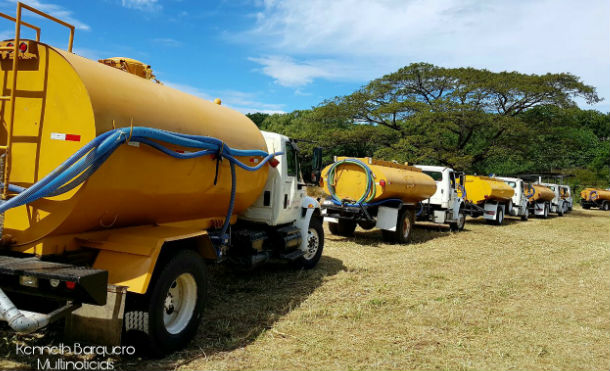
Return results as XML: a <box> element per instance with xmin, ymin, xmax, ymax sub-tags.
<box><xmin>214</xmin><ymin>98</ymin><xmax>222</xmax><ymax>105</ymax></box>
<box><xmin>98</xmin><ymin>57</ymin><xmax>157</xmax><ymax>81</ymax></box>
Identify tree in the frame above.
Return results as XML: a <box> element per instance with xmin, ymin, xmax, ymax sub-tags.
<box><xmin>316</xmin><ymin>63</ymin><xmax>601</xmax><ymax>169</ymax></box>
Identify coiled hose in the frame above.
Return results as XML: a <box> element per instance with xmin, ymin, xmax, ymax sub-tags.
<box><xmin>326</xmin><ymin>158</ymin><xmax>402</xmax><ymax>207</ymax></box>
<box><xmin>0</xmin><ymin>126</ymin><xmax>281</xmax><ymax>243</ymax></box>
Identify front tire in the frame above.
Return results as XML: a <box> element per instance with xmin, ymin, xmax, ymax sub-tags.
<box><xmin>543</xmin><ymin>204</ymin><xmax>549</xmax><ymax>218</ymax></box>
<box><xmin>558</xmin><ymin>204</ymin><xmax>564</xmax><ymax>216</ymax></box>
<box><xmin>124</xmin><ymin>249</ymin><xmax>207</xmax><ymax>356</ymax></box>
<box><xmin>521</xmin><ymin>206</ymin><xmax>529</xmax><ymax>221</ymax></box>
<box><xmin>449</xmin><ymin>209</ymin><xmax>466</xmax><ymax>231</ymax></box>
<box><xmin>328</xmin><ymin>219</ymin><xmax>357</xmax><ymax>237</ymax></box>
<box><xmin>296</xmin><ymin>216</ymin><xmax>324</xmax><ymax>269</ymax></box>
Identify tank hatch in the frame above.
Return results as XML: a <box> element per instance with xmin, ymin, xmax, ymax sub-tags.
<box><xmin>98</xmin><ymin>57</ymin><xmax>157</xmax><ymax>81</ymax></box>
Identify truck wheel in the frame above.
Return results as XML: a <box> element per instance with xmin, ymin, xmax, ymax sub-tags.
<box><xmin>328</xmin><ymin>219</ymin><xmax>357</xmax><ymax>237</ymax></box>
<box><xmin>520</xmin><ymin>207</ymin><xmax>529</xmax><ymax>221</ymax></box>
<box><xmin>296</xmin><ymin>217</ymin><xmax>324</xmax><ymax>269</ymax></box>
<box><xmin>449</xmin><ymin>209</ymin><xmax>466</xmax><ymax>232</ymax></box>
<box><xmin>603</xmin><ymin>202</ymin><xmax>610</xmax><ymax>211</ymax></box>
<box><xmin>582</xmin><ymin>204</ymin><xmax>590</xmax><ymax>210</ymax></box>
<box><xmin>382</xmin><ymin>208</ymin><xmax>414</xmax><ymax>244</ymax></box>
<box><xmin>558</xmin><ymin>204</ymin><xmax>564</xmax><ymax>216</ymax></box>
<box><xmin>495</xmin><ymin>206</ymin><xmax>504</xmax><ymax>225</ymax></box>
<box><xmin>124</xmin><ymin>249</ymin><xmax>206</xmax><ymax>356</ymax></box>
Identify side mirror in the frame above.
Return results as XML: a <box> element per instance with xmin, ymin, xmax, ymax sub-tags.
<box><xmin>310</xmin><ymin>147</ymin><xmax>323</xmax><ymax>184</ymax></box>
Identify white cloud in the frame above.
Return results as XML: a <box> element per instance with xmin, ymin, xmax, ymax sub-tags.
<box><xmin>7</xmin><ymin>0</ymin><xmax>90</xmax><ymax>30</ymax></box>
<box><xmin>121</xmin><ymin>0</ymin><xmax>161</xmax><ymax>12</ymax></box>
<box><xmin>241</xmin><ymin>0</ymin><xmax>609</xmax><ymax>110</ymax></box>
<box><xmin>165</xmin><ymin>82</ymin><xmax>284</xmax><ymax>114</ymax></box>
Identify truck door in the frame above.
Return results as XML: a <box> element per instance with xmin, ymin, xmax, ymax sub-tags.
<box><xmin>448</xmin><ymin>170</ymin><xmax>460</xmax><ymax>217</ymax></box>
<box><xmin>276</xmin><ymin>140</ymin><xmax>302</xmax><ymax>224</ymax></box>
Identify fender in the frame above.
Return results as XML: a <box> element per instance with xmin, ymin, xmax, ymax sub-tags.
<box><xmin>295</xmin><ymin>196</ymin><xmax>321</xmax><ymax>252</ymax></box>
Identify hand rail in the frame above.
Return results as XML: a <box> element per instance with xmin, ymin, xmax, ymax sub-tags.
<box><xmin>0</xmin><ymin>1</ymin><xmax>76</xmax><ymax>199</ymax></box>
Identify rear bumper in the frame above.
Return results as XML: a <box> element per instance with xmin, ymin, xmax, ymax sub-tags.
<box><xmin>0</xmin><ymin>255</ymin><xmax>108</xmax><ymax>305</ymax></box>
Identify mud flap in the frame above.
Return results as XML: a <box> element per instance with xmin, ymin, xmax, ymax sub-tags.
<box><xmin>65</xmin><ymin>285</ymin><xmax>127</xmax><ymax>346</ymax></box>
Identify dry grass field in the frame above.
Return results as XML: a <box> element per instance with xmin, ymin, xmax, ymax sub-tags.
<box><xmin>1</xmin><ymin>207</ymin><xmax>608</xmax><ymax>370</ymax></box>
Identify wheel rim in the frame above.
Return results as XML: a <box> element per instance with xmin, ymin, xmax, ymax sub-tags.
<box><xmin>163</xmin><ymin>273</ymin><xmax>197</xmax><ymax>335</ymax></box>
<box><xmin>303</xmin><ymin>227</ymin><xmax>320</xmax><ymax>260</ymax></box>
<box><xmin>403</xmin><ymin>218</ymin><xmax>411</xmax><ymax>238</ymax></box>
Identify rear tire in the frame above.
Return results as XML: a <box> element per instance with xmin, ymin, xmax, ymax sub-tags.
<box><xmin>124</xmin><ymin>249</ymin><xmax>207</xmax><ymax>356</ymax></box>
<box><xmin>543</xmin><ymin>204</ymin><xmax>549</xmax><ymax>219</ymax></box>
<box><xmin>382</xmin><ymin>208</ymin><xmax>414</xmax><ymax>244</ymax></box>
<box><xmin>495</xmin><ymin>206</ymin><xmax>504</xmax><ymax>225</ymax></box>
<box><xmin>582</xmin><ymin>204</ymin><xmax>590</xmax><ymax>210</ymax></box>
<box><xmin>603</xmin><ymin>202</ymin><xmax>610</xmax><ymax>211</ymax></box>
<box><xmin>357</xmin><ymin>220</ymin><xmax>376</xmax><ymax>230</ymax></box>
<box><xmin>558</xmin><ymin>204</ymin><xmax>564</xmax><ymax>216</ymax></box>
<box><xmin>521</xmin><ymin>207</ymin><xmax>529</xmax><ymax>221</ymax></box>
<box><xmin>295</xmin><ymin>217</ymin><xmax>324</xmax><ymax>269</ymax></box>
<box><xmin>328</xmin><ymin>219</ymin><xmax>357</xmax><ymax>237</ymax></box>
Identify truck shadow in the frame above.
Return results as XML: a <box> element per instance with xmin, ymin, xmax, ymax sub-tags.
<box><xmin>326</xmin><ymin>224</ymin><xmax>456</xmax><ymax>246</ymax></box>
<box><xmin>0</xmin><ymin>256</ymin><xmax>345</xmax><ymax>371</ymax></box>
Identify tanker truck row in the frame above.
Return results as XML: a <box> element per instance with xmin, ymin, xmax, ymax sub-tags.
<box><xmin>319</xmin><ymin>157</ymin><xmax>577</xmax><ymax>242</ymax></box>
<box><xmin>0</xmin><ymin>4</ymin><xmax>605</xmax><ymax>358</ymax></box>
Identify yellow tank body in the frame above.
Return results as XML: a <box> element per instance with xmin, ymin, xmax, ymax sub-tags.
<box><xmin>460</xmin><ymin>175</ymin><xmax>514</xmax><ymax>204</ymax></box>
<box><xmin>529</xmin><ymin>184</ymin><xmax>555</xmax><ymax>202</ymax></box>
<box><xmin>580</xmin><ymin>188</ymin><xmax>610</xmax><ymax>201</ymax></box>
<box><xmin>0</xmin><ymin>40</ymin><xmax>268</xmax><ymax>246</ymax></box>
<box><xmin>321</xmin><ymin>157</ymin><xmax>436</xmax><ymax>203</ymax></box>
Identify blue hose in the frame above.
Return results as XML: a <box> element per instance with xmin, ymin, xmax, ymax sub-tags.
<box><xmin>0</xmin><ymin>126</ymin><xmax>281</xmax><ymax>243</ymax></box>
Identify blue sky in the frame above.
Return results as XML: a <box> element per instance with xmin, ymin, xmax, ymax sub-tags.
<box><xmin>1</xmin><ymin>0</ymin><xmax>608</xmax><ymax>114</ymax></box>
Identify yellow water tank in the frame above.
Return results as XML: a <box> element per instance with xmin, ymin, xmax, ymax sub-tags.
<box><xmin>460</xmin><ymin>175</ymin><xmax>514</xmax><ymax>204</ymax></box>
<box><xmin>321</xmin><ymin>157</ymin><xmax>436</xmax><ymax>203</ymax></box>
<box><xmin>580</xmin><ymin>188</ymin><xmax>610</xmax><ymax>201</ymax></box>
<box><xmin>528</xmin><ymin>184</ymin><xmax>555</xmax><ymax>202</ymax></box>
<box><xmin>0</xmin><ymin>40</ymin><xmax>268</xmax><ymax>246</ymax></box>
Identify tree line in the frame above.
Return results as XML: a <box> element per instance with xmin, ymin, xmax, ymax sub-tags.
<box><xmin>248</xmin><ymin>63</ymin><xmax>609</xmax><ymax>193</ymax></box>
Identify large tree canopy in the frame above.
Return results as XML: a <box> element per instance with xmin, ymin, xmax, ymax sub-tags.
<box><xmin>316</xmin><ymin>63</ymin><xmax>601</xmax><ymax>169</ymax></box>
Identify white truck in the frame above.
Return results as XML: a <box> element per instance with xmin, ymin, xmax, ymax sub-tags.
<box><xmin>414</xmin><ymin>165</ymin><xmax>466</xmax><ymax>231</ymax></box>
<box><xmin>537</xmin><ymin>182</ymin><xmax>566</xmax><ymax>216</ymax></box>
<box><xmin>497</xmin><ymin>176</ymin><xmax>529</xmax><ymax>221</ymax></box>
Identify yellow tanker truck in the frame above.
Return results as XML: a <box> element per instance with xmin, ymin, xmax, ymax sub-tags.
<box><xmin>524</xmin><ymin>184</ymin><xmax>555</xmax><ymax>218</ymax></box>
<box><xmin>320</xmin><ymin>157</ymin><xmax>437</xmax><ymax>243</ymax></box>
<box><xmin>580</xmin><ymin>187</ymin><xmax>610</xmax><ymax>210</ymax></box>
<box><xmin>457</xmin><ymin>175</ymin><xmax>515</xmax><ymax>225</ymax></box>
<box><xmin>0</xmin><ymin>4</ymin><xmax>325</xmax><ymax>354</ymax></box>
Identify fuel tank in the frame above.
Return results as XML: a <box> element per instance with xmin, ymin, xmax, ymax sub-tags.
<box><xmin>460</xmin><ymin>175</ymin><xmax>514</xmax><ymax>204</ymax></box>
<box><xmin>580</xmin><ymin>188</ymin><xmax>610</xmax><ymax>202</ymax></box>
<box><xmin>0</xmin><ymin>40</ymin><xmax>268</xmax><ymax>245</ymax></box>
<box><xmin>321</xmin><ymin>157</ymin><xmax>436</xmax><ymax>203</ymax></box>
<box><xmin>528</xmin><ymin>184</ymin><xmax>555</xmax><ymax>202</ymax></box>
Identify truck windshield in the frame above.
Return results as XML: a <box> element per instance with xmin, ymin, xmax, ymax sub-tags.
<box><xmin>422</xmin><ymin>171</ymin><xmax>442</xmax><ymax>181</ymax></box>
<box><xmin>506</xmin><ymin>181</ymin><xmax>516</xmax><ymax>188</ymax></box>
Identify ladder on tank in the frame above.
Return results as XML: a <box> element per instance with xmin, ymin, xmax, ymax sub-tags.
<box><xmin>0</xmin><ymin>2</ymin><xmax>74</xmax><ymax>200</ymax></box>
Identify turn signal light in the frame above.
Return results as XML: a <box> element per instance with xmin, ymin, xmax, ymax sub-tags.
<box><xmin>268</xmin><ymin>158</ymin><xmax>279</xmax><ymax>168</ymax></box>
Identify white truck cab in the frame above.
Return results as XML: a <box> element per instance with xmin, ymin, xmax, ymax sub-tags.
<box><xmin>497</xmin><ymin>176</ymin><xmax>529</xmax><ymax>220</ymax></box>
<box><xmin>242</xmin><ymin>131</ymin><xmax>323</xmax><ymax>261</ymax></box>
<box><xmin>414</xmin><ymin>165</ymin><xmax>465</xmax><ymax>231</ymax></box>
<box><xmin>537</xmin><ymin>182</ymin><xmax>566</xmax><ymax>216</ymax></box>
<box><xmin>559</xmin><ymin>185</ymin><xmax>573</xmax><ymax>213</ymax></box>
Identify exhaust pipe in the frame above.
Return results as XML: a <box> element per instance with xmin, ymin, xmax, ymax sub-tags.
<box><xmin>0</xmin><ymin>288</ymin><xmax>79</xmax><ymax>333</ymax></box>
